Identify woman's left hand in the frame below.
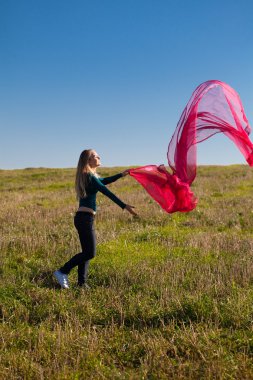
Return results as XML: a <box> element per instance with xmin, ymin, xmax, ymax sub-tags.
<box><xmin>125</xmin><ymin>204</ymin><xmax>138</xmax><ymax>216</ymax></box>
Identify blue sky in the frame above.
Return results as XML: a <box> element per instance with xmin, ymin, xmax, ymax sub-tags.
<box><xmin>1</xmin><ymin>0</ymin><xmax>253</xmax><ymax>169</ymax></box>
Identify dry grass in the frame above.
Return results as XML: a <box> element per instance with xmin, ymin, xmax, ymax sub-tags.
<box><xmin>1</xmin><ymin>165</ymin><xmax>253</xmax><ymax>379</ymax></box>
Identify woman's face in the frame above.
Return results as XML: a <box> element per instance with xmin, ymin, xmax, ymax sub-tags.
<box><xmin>89</xmin><ymin>151</ymin><xmax>101</xmax><ymax>169</ymax></box>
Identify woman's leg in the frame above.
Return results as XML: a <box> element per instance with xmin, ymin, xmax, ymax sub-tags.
<box><xmin>77</xmin><ymin>260</ymin><xmax>90</xmax><ymax>286</ymax></box>
<box><xmin>76</xmin><ymin>216</ymin><xmax>95</xmax><ymax>285</ymax></box>
<box><xmin>59</xmin><ymin>213</ymin><xmax>96</xmax><ymax>285</ymax></box>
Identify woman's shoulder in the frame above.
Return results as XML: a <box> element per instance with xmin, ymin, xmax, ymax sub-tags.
<box><xmin>87</xmin><ymin>172</ymin><xmax>101</xmax><ymax>184</ymax></box>
<box><xmin>88</xmin><ymin>172</ymin><xmax>100</xmax><ymax>179</ymax></box>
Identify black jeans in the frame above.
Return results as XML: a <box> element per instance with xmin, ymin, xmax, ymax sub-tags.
<box><xmin>60</xmin><ymin>212</ymin><xmax>96</xmax><ymax>285</ymax></box>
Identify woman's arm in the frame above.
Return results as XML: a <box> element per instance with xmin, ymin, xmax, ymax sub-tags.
<box><xmin>91</xmin><ymin>175</ymin><xmax>126</xmax><ymax>209</ymax></box>
<box><xmin>100</xmin><ymin>173</ymin><xmax>123</xmax><ymax>185</ymax></box>
<box><xmin>100</xmin><ymin>170</ymin><xmax>129</xmax><ymax>185</ymax></box>
<box><xmin>92</xmin><ymin>172</ymin><xmax>137</xmax><ymax>215</ymax></box>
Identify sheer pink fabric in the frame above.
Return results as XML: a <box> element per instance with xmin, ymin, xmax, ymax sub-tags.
<box><xmin>129</xmin><ymin>80</ymin><xmax>253</xmax><ymax>213</ymax></box>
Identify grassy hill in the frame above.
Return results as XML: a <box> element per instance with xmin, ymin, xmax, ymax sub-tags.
<box><xmin>1</xmin><ymin>165</ymin><xmax>253</xmax><ymax>379</ymax></box>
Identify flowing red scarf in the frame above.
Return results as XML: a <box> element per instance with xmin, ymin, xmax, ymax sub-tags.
<box><xmin>129</xmin><ymin>80</ymin><xmax>253</xmax><ymax>213</ymax></box>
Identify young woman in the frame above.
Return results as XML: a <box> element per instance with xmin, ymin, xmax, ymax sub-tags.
<box><xmin>54</xmin><ymin>149</ymin><xmax>137</xmax><ymax>289</ymax></box>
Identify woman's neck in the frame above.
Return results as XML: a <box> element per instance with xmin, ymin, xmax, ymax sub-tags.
<box><xmin>83</xmin><ymin>167</ymin><xmax>97</xmax><ymax>175</ymax></box>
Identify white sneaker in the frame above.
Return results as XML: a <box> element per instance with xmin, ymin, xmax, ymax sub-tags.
<box><xmin>54</xmin><ymin>270</ymin><xmax>69</xmax><ymax>289</ymax></box>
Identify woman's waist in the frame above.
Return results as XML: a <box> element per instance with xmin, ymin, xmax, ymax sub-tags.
<box><xmin>79</xmin><ymin>195</ymin><xmax>96</xmax><ymax>211</ymax></box>
<box><xmin>77</xmin><ymin>206</ymin><xmax>96</xmax><ymax>215</ymax></box>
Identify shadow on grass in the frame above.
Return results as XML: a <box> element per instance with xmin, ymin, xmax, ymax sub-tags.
<box><xmin>31</xmin><ymin>270</ymin><xmax>60</xmax><ymax>289</ymax></box>
<box><xmin>88</xmin><ymin>302</ymin><xmax>202</xmax><ymax>330</ymax></box>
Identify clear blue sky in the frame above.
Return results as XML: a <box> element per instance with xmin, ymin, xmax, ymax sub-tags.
<box><xmin>1</xmin><ymin>0</ymin><xmax>253</xmax><ymax>169</ymax></box>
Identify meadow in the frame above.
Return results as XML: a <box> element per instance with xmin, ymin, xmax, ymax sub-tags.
<box><xmin>1</xmin><ymin>165</ymin><xmax>253</xmax><ymax>379</ymax></box>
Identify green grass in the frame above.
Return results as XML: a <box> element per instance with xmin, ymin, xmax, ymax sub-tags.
<box><xmin>1</xmin><ymin>165</ymin><xmax>253</xmax><ymax>379</ymax></box>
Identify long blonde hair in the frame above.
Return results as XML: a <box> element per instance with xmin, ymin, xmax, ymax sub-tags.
<box><xmin>75</xmin><ymin>149</ymin><xmax>96</xmax><ymax>199</ymax></box>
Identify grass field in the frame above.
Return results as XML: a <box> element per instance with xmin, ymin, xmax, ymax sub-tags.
<box><xmin>1</xmin><ymin>165</ymin><xmax>253</xmax><ymax>379</ymax></box>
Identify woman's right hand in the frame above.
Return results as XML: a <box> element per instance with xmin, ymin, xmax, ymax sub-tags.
<box><xmin>125</xmin><ymin>204</ymin><xmax>138</xmax><ymax>216</ymax></box>
<box><xmin>122</xmin><ymin>169</ymin><xmax>130</xmax><ymax>177</ymax></box>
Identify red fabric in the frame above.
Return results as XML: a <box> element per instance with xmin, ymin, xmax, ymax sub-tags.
<box><xmin>129</xmin><ymin>80</ymin><xmax>253</xmax><ymax>213</ymax></box>
<box><xmin>129</xmin><ymin>165</ymin><xmax>197</xmax><ymax>213</ymax></box>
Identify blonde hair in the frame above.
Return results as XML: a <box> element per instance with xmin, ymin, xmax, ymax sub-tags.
<box><xmin>75</xmin><ymin>149</ymin><xmax>96</xmax><ymax>199</ymax></box>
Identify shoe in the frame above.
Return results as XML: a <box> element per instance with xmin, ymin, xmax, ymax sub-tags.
<box><xmin>78</xmin><ymin>283</ymin><xmax>90</xmax><ymax>290</ymax></box>
<box><xmin>54</xmin><ymin>270</ymin><xmax>69</xmax><ymax>289</ymax></box>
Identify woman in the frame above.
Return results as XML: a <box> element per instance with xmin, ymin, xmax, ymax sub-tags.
<box><xmin>54</xmin><ymin>149</ymin><xmax>137</xmax><ymax>289</ymax></box>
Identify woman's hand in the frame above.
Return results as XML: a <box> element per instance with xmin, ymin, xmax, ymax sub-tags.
<box><xmin>125</xmin><ymin>204</ymin><xmax>138</xmax><ymax>216</ymax></box>
<box><xmin>122</xmin><ymin>169</ymin><xmax>130</xmax><ymax>177</ymax></box>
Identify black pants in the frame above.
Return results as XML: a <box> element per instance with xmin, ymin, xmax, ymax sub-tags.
<box><xmin>60</xmin><ymin>212</ymin><xmax>96</xmax><ymax>285</ymax></box>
